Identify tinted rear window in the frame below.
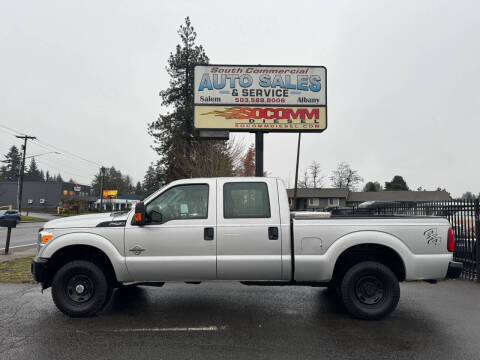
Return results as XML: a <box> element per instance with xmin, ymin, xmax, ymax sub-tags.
<box><xmin>223</xmin><ymin>182</ymin><xmax>271</xmax><ymax>218</ymax></box>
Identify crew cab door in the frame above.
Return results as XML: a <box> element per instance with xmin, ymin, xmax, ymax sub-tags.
<box><xmin>124</xmin><ymin>179</ymin><xmax>216</xmax><ymax>281</ymax></box>
<box><xmin>216</xmin><ymin>178</ymin><xmax>282</xmax><ymax>280</ymax></box>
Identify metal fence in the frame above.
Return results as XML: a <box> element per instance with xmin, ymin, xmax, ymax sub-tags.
<box><xmin>350</xmin><ymin>199</ymin><xmax>479</xmax><ymax>282</ymax></box>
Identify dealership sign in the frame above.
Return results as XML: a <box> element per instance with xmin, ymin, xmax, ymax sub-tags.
<box><xmin>194</xmin><ymin>65</ymin><xmax>327</xmax><ymax>132</ymax></box>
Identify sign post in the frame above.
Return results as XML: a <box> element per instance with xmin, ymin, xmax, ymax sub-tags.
<box><xmin>193</xmin><ymin>64</ymin><xmax>327</xmax><ymax>177</ymax></box>
<box><xmin>1</xmin><ymin>219</ymin><xmax>16</xmax><ymax>255</ymax></box>
<box><xmin>255</xmin><ymin>132</ymin><xmax>264</xmax><ymax>176</ymax></box>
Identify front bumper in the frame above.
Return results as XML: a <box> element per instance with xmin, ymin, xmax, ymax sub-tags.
<box><xmin>31</xmin><ymin>258</ymin><xmax>48</xmax><ymax>283</ymax></box>
<box><xmin>445</xmin><ymin>261</ymin><xmax>463</xmax><ymax>279</ymax></box>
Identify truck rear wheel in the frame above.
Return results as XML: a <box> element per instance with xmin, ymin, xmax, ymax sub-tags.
<box><xmin>339</xmin><ymin>261</ymin><xmax>400</xmax><ymax>320</ymax></box>
<box><xmin>51</xmin><ymin>260</ymin><xmax>111</xmax><ymax>317</ymax></box>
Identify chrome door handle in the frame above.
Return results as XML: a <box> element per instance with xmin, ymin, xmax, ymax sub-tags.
<box><xmin>129</xmin><ymin>245</ymin><xmax>146</xmax><ymax>255</ymax></box>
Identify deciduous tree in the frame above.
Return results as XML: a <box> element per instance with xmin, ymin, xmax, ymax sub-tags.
<box><xmin>330</xmin><ymin>162</ymin><xmax>363</xmax><ymax>190</ymax></box>
<box><xmin>308</xmin><ymin>160</ymin><xmax>324</xmax><ymax>188</ymax></box>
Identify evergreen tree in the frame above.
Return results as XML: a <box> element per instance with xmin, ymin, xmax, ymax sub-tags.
<box><xmin>385</xmin><ymin>175</ymin><xmax>409</xmax><ymax>191</ymax></box>
<box><xmin>45</xmin><ymin>170</ymin><xmax>51</xmax><ymax>181</ymax></box>
<box><xmin>363</xmin><ymin>181</ymin><xmax>382</xmax><ymax>192</ymax></box>
<box><xmin>134</xmin><ymin>181</ymin><xmax>144</xmax><ymax>198</ymax></box>
<box><xmin>56</xmin><ymin>174</ymin><xmax>63</xmax><ymax>182</ymax></box>
<box><xmin>91</xmin><ymin>166</ymin><xmax>135</xmax><ymax>196</ymax></box>
<box><xmin>26</xmin><ymin>158</ymin><xmax>43</xmax><ymax>181</ymax></box>
<box><xmin>0</xmin><ymin>145</ymin><xmax>22</xmax><ymax>181</ymax></box>
<box><xmin>461</xmin><ymin>191</ymin><xmax>475</xmax><ymax>200</ymax></box>
<box><xmin>148</xmin><ymin>17</ymin><xmax>235</xmax><ymax>184</ymax></box>
<box><xmin>142</xmin><ymin>164</ymin><xmax>160</xmax><ymax>196</ymax></box>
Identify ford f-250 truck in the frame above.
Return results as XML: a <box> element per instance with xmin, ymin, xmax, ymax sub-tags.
<box><xmin>31</xmin><ymin>177</ymin><xmax>463</xmax><ymax>319</ymax></box>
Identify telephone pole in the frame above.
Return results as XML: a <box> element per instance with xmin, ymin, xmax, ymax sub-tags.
<box><xmin>99</xmin><ymin>166</ymin><xmax>106</xmax><ymax>212</ymax></box>
<box><xmin>16</xmin><ymin>135</ymin><xmax>37</xmax><ymax>214</ymax></box>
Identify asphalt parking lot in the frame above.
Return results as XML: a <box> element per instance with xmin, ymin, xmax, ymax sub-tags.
<box><xmin>0</xmin><ymin>279</ymin><xmax>479</xmax><ymax>360</ymax></box>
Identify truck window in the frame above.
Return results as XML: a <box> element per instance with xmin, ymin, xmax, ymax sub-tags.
<box><xmin>145</xmin><ymin>184</ymin><xmax>209</xmax><ymax>223</ymax></box>
<box><xmin>223</xmin><ymin>182</ymin><xmax>271</xmax><ymax>218</ymax></box>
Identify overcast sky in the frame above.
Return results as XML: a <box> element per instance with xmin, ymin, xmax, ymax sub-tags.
<box><xmin>1</xmin><ymin>0</ymin><xmax>479</xmax><ymax>197</ymax></box>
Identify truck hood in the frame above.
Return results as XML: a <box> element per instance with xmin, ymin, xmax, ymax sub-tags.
<box><xmin>43</xmin><ymin>212</ymin><xmax>130</xmax><ymax>229</ymax></box>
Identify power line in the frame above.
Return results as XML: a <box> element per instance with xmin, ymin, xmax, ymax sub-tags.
<box><xmin>34</xmin><ymin>139</ymin><xmax>102</xmax><ymax>168</ymax></box>
<box><xmin>0</xmin><ymin>124</ymin><xmax>27</xmax><ymax>137</ymax></box>
<box><xmin>0</xmin><ymin>123</ymin><xmax>103</xmax><ymax>168</ymax></box>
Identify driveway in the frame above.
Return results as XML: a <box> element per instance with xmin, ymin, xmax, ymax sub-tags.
<box><xmin>0</xmin><ymin>279</ymin><xmax>479</xmax><ymax>359</ymax></box>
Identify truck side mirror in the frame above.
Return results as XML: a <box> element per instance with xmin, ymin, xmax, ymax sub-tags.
<box><xmin>133</xmin><ymin>202</ymin><xmax>146</xmax><ymax>226</ymax></box>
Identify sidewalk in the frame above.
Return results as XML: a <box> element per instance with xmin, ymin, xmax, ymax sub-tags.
<box><xmin>0</xmin><ymin>246</ymin><xmax>36</xmax><ymax>263</ymax></box>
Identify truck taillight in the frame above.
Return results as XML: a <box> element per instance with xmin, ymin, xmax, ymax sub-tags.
<box><xmin>447</xmin><ymin>227</ymin><xmax>454</xmax><ymax>252</ymax></box>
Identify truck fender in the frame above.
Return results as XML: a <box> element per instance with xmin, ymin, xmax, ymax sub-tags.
<box><xmin>41</xmin><ymin>232</ymin><xmax>130</xmax><ymax>282</ymax></box>
<box><xmin>295</xmin><ymin>230</ymin><xmax>413</xmax><ymax>282</ymax></box>
<box><xmin>325</xmin><ymin>231</ymin><xmax>415</xmax><ymax>280</ymax></box>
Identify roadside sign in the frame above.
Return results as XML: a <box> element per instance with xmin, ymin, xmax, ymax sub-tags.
<box><xmin>194</xmin><ymin>64</ymin><xmax>327</xmax><ymax>132</ymax></box>
<box><xmin>103</xmin><ymin>190</ymin><xmax>118</xmax><ymax>199</ymax></box>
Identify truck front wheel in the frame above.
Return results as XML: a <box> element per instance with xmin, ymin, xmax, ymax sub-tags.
<box><xmin>339</xmin><ymin>261</ymin><xmax>400</xmax><ymax>320</ymax></box>
<box><xmin>51</xmin><ymin>260</ymin><xmax>112</xmax><ymax>317</ymax></box>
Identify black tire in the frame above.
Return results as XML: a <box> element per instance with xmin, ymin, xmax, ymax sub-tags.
<box><xmin>339</xmin><ymin>261</ymin><xmax>400</xmax><ymax>320</ymax></box>
<box><xmin>51</xmin><ymin>260</ymin><xmax>111</xmax><ymax>317</ymax></box>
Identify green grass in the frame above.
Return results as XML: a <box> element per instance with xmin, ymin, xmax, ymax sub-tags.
<box><xmin>21</xmin><ymin>215</ymin><xmax>46</xmax><ymax>221</ymax></box>
<box><xmin>0</xmin><ymin>256</ymin><xmax>35</xmax><ymax>283</ymax></box>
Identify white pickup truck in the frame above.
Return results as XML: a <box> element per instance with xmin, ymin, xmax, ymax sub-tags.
<box><xmin>32</xmin><ymin>177</ymin><xmax>462</xmax><ymax>319</ymax></box>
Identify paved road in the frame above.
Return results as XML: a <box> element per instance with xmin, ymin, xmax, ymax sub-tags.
<box><xmin>0</xmin><ymin>280</ymin><xmax>479</xmax><ymax>359</ymax></box>
<box><xmin>0</xmin><ymin>222</ymin><xmax>45</xmax><ymax>251</ymax></box>
<box><xmin>0</xmin><ymin>213</ymin><xmax>58</xmax><ymax>251</ymax></box>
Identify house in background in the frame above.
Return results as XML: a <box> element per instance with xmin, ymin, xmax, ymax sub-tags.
<box><xmin>287</xmin><ymin>187</ymin><xmax>452</xmax><ymax>211</ymax></box>
<box><xmin>286</xmin><ymin>188</ymin><xmax>349</xmax><ymax>211</ymax></box>
<box><xmin>347</xmin><ymin>190</ymin><xmax>452</xmax><ymax>207</ymax></box>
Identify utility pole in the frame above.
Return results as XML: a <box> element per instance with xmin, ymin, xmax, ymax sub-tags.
<box><xmin>293</xmin><ymin>133</ymin><xmax>302</xmax><ymax>211</ymax></box>
<box><xmin>16</xmin><ymin>135</ymin><xmax>36</xmax><ymax>214</ymax></box>
<box><xmin>99</xmin><ymin>166</ymin><xmax>106</xmax><ymax>212</ymax></box>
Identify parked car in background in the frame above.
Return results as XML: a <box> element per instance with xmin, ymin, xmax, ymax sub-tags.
<box><xmin>451</xmin><ymin>210</ymin><xmax>477</xmax><ymax>255</ymax></box>
<box><xmin>0</xmin><ymin>209</ymin><xmax>21</xmax><ymax>223</ymax></box>
<box><xmin>451</xmin><ymin>210</ymin><xmax>477</xmax><ymax>238</ymax></box>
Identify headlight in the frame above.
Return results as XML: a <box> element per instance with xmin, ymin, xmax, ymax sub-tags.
<box><xmin>39</xmin><ymin>231</ymin><xmax>53</xmax><ymax>245</ymax></box>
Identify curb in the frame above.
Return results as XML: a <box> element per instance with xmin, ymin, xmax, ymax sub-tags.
<box><xmin>0</xmin><ymin>247</ymin><xmax>36</xmax><ymax>263</ymax></box>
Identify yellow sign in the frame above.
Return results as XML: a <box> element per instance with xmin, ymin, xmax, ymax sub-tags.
<box><xmin>194</xmin><ymin>106</ymin><xmax>326</xmax><ymax>131</ymax></box>
<box><xmin>103</xmin><ymin>190</ymin><xmax>118</xmax><ymax>199</ymax></box>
